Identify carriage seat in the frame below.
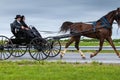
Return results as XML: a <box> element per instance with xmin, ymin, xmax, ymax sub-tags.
<box><xmin>10</xmin><ymin>23</ymin><xmax>26</xmax><ymax>39</ymax></box>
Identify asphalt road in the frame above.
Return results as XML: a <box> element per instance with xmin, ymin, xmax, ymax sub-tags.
<box><xmin>8</xmin><ymin>52</ymin><xmax>120</xmax><ymax>64</ymax></box>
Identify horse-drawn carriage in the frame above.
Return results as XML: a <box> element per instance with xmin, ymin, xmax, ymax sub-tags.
<box><xmin>0</xmin><ymin>25</ymin><xmax>61</xmax><ymax>60</ymax></box>
<box><xmin>0</xmin><ymin>8</ymin><xmax>120</xmax><ymax>60</ymax></box>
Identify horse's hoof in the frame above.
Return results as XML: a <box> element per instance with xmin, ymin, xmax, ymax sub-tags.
<box><xmin>82</xmin><ymin>56</ymin><xmax>86</xmax><ymax>59</ymax></box>
<box><xmin>60</xmin><ymin>54</ymin><xmax>63</xmax><ymax>59</ymax></box>
<box><xmin>90</xmin><ymin>54</ymin><xmax>94</xmax><ymax>58</ymax></box>
<box><xmin>118</xmin><ymin>55</ymin><xmax>120</xmax><ymax>58</ymax></box>
<box><xmin>81</xmin><ymin>55</ymin><xmax>86</xmax><ymax>59</ymax></box>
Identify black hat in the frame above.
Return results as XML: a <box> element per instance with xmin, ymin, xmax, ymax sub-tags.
<box><xmin>15</xmin><ymin>15</ymin><xmax>21</xmax><ymax>19</ymax></box>
<box><xmin>21</xmin><ymin>15</ymin><xmax>25</xmax><ymax>19</ymax></box>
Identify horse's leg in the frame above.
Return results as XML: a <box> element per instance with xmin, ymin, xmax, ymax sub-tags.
<box><xmin>74</xmin><ymin>36</ymin><xmax>86</xmax><ymax>59</ymax></box>
<box><xmin>106</xmin><ymin>37</ymin><xmax>120</xmax><ymax>58</ymax></box>
<box><xmin>60</xmin><ymin>37</ymin><xmax>74</xmax><ymax>58</ymax></box>
<box><xmin>90</xmin><ymin>38</ymin><xmax>104</xmax><ymax>58</ymax></box>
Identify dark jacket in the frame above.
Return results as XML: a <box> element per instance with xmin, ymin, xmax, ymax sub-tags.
<box><xmin>12</xmin><ymin>20</ymin><xmax>22</xmax><ymax>29</ymax></box>
<box><xmin>20</xmin><ymin>21</ymin><xmax>28</xmax><ymax>28</ymax></box>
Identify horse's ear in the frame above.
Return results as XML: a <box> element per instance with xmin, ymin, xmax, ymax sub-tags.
<box><xmin>117</xmin><ymin>7</ymin><xmax>120</xmax><ymax>11</ymax></box>
<box><xmin>116</xmin><ymin>8</ymin><xmax>120</xmax><ymax>15</ymax></box>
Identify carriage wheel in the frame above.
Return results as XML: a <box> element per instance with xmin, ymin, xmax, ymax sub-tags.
<box><xmin>10</xmin><ymin>36</ymin><xmax>27</xmax><ymax>57</ymax></box>
<box><xmin>12</xmin><ymin>45</ymin><xmax>27</xmax><ymax>57</ymax></box>
<box><xmin>29</xmin><ymin>37</ymin><xmax>50</xmax><ymax>60</ymax></box>
<box><xmin>0</xmin><ymin>35</ymin><xmax>13</xmax><ymax>60</ymax></box>
<box><xmin>48</xmin><ymin>39</ymin><xmax>61</xmax><ymax>57</ymax></box>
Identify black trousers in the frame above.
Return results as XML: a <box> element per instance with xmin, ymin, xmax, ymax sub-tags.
<box><xmin>31</xmin><ymin>27</ymin><xmax>42</xmax><ymax>38</ymax></box>
<box><xmin>18</xmin><ymin>29</ymin><xmax>35</xmax><ymax>39</ymax></box>
<box><xmin>24</xmin><ymin>29</ymin><xmax>35</xmax><ymax>38</ymax></box>
<box><xmin>17</xmin><ymin>27</ymin><xmax>41</xmax><ymax>39</ymax></box>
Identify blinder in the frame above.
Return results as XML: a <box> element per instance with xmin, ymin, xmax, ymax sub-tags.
<box><xmin>118</xmin><ymin>14</ymin><xmax>120</xmax><ymax>19</ymax></box>
<box><xmin>115</xmin><ymin>8</ymin><xmax>120</xmax><ymax>20</ymax></box>
<box><xmin>116</xmin><ymin>13</ymin><xmax>120</xmax><ymax>20</ymax></box>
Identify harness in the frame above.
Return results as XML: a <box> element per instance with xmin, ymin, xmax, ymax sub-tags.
<box><xmin>100</xmin><ymin>16</ymin><xmax>112</xmax><ymax>29</ymax></box>
<box><xmin>92</xmin><ymin>16</ymin><xmax>112</xmax><ymax>32</ymax></box>
<box><xmin>92</xmin><ymin>22</ymin><xmax>97</xmax><ymax>32</ymax></box>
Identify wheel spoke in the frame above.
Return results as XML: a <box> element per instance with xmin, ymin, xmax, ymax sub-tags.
<box><xmin>48</xmin><ymin>40</ymin><xmax>61</xmax><ymax>57</ymax></box>
<box><xmin>29</xmin><ymin>37</ymin><xmax>49</xmax><ymax>60</ymax></box>
<box><xmin>12</xmin><ymin>45</ymin><xmax>26</xmax><ymax>57</ymax></box>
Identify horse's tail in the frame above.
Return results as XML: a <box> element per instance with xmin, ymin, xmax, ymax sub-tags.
<box><xmin>59</xmin><ymin>21</ymin><xmax>73</xmax><ymax>33</ymax></box>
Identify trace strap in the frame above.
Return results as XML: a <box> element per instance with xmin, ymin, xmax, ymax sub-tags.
<box><xmin>92</xmin><ymin>22</ymin><xmax>97</xmax><ymax>32</ymax></box>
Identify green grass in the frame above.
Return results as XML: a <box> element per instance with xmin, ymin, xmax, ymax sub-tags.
<box><xmin>60</xmin><ymin>39</ymin><xmax>120</xmax><ymax>53</ymax></box>
<box><xmin>61</xmin><ymin>41</ymin><xmax>120</xmax><ymax>46</ymax></box>
<box><xmin>67</xmin><ymin>50</ymin><xmax>120</xmax><ymax>53</ymax></box>
<box><xmin>60</xmin><ymin>39</ymin><xmax>120</xmax><ymax>46</ymax></box>
<box><xmin>0</xmin><ymin>61</ymin><xmax>120</xmax><ymax>80</ymax></box>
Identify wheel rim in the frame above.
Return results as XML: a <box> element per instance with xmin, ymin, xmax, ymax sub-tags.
<box><xmin>29</xmin><ymin>38</ymin><xmax>50</xmax><ymax>60</ymax></box>
<box><xmin>0</xmin><ymin>36</ymin><xmax>13</xmax><ymax>60</ymax></box>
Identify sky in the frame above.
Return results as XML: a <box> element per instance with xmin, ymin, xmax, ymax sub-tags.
<box><xmin>0</xmin><ymin>0</ymin><xmax>120</xmax><ymax>39</ymax></box>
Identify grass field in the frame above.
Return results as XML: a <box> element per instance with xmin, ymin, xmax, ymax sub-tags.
<box><xmin>60</xmin><ymin>39</ymin><xmax>120</xmax><ymax>53</ymax></box>
<box><xmin>0</xmin><ymin>61</ymin><xmax>120</xmax><ymax>80</ymax></box>
<box><xmin>0</xmin><ymin>39</ymin><xmax>120</xmax><ymax>80</ymax></box>
<box><xmin>60</xmin><ymin>39</ymin><xmax>120</xmax><ymax>46</ymax></box>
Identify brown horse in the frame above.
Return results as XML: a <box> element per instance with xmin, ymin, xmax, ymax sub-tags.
<box><xmin>59</xmin><ymin>8</ymin><xmax>120</xmax><ymax>59</ymax></box>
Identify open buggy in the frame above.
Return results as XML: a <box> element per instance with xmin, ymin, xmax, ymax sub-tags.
<box><xmin>0</xmin><ymin>24</ymin><xmax>61</xmax><ymax>60</ymax></box>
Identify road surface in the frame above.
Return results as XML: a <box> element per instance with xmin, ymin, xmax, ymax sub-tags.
<box><xmin>8</xmin><ymin>52</ymin><xmax>120</xmax><ymax>64</ymax></box>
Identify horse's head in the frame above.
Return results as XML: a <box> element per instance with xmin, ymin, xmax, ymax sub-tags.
<box><xmin>115</xmin><ymin>8</ymin><xmax>120</xmax><ymax>27</ymax></box>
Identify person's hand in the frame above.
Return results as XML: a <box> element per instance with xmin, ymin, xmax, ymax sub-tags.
<box><xmin>25</xmin><ymin>28</ymin><xmax>29</xmax><ymax>30</ymax></box>
<box><xmin>21</xmin><ymin>26</ymin><xmax>25</xmax><ymax>29</ymax></box>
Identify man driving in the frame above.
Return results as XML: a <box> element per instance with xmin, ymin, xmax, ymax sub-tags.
<box><xmin>12</xmin><ymin>15</ymin><xmax>34</xmax><ymax>39</ymax></box>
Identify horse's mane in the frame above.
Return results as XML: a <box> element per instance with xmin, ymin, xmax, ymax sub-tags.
<box><xmin>96</xmin><ymin>10</ymin><xmax>116</xmax><ymax>22</ymax></box>
<box><xmin>105</xmin><ymin>10</ymin><xmax>116</xmax><ymax>16</ymax></box>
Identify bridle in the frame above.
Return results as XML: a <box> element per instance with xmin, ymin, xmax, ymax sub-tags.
<box><xmin>115</xmin><ymin>8</ymin><xmax>120</xmax><ymax>22</ymax></box>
